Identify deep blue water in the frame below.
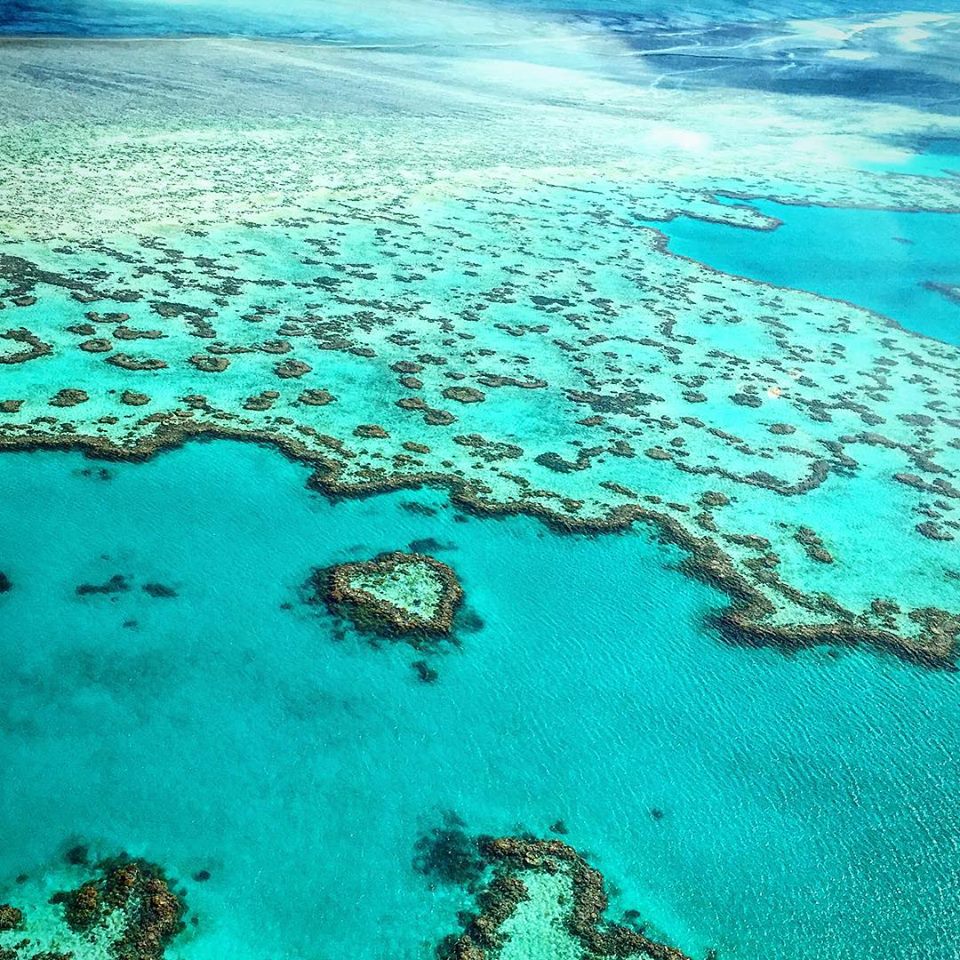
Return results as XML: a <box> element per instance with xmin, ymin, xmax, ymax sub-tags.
<box><xmin>3</xmin><ymin>0</ymin><xmax>958</xmax><ymax>38</ymax></box>
<box><xmin>6</xmin><ymin>0</ymin><xmax>959</xmax><ymax>112</ymax></box>
<box><xmin>1</xmin><ymin>441</ymin><xmax>959</xmax><ymax>959</ymax></box>
<box><xmin>654</xmin><ymin>200</ymin><xmax>960</xmax><ymax>345</ymax></box>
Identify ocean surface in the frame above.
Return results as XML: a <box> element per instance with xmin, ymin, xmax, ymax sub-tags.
<box><xmin>655</xmin><ymin>200</ymin><xmax>960</xmax><ymax>344</ymax></box>
<box><xmin>6</xmin><ymin>0</ymin><xmax>960</xmax><ymax>112</ymax></box>
<box><xmin>6</xmin><ymin>0</ymin><xmax>960</xmax><ymax>37</ymax></box>
<box><xmin>1</xmin><ymin>441</ymin><xmax>959</xmax><ymax>960</ymax></box>
<box><xmin>1</xmin><ymin>1</ymin><xmax>960</xmax><ymax>960</ymax></box>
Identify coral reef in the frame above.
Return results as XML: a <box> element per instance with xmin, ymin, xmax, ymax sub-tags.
<box><xmin>75</xmin><ymin>574</ymin><xmax>130</xmax><ymax>596</ymax></box>
<box><xmin>0</xmin><ymin>854</ymin><xmax>187</xmax><ymax>960</ymax></box>
<box><xmin>318</xmin><ymin>551</ymin><xmax>463</xmax><ymax>638</ymax></box>
<box><xmin>436</xmin><ymin>835</ymin><xmax>691</xmax><ymax>960</ymax></box>
<box><xmin>413</xmin><ymin>814</ymin><xmax>485</xmax><ymax>891</ymax></box>
<box><xmin>1</xmin><ymin>36</ymin><xmax>960</xmax><ymax>669</ymax></box>
<box><xmin>52</xmin><ymin>857</ymin><xmax>185</xmax><ymax>960</ymax></box>
<box><xmin>142</xmin><ymin>583</ymin><xmax>177</xmax><ymax>599</ymax></box>
<box><xmin>49</xmin><ymin>390</ymin><xmax>89</xmax><ymax>408</ymax></box>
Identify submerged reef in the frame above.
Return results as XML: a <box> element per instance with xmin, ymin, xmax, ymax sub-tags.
<box><xmin>435</xmin><ymin>836</ymin><xmax>690</xmax><ymax>960</ymax></box>
<box><xmin>1</xmin><ymin>38</ymin><xmax>960</xmax><ymax>667</ymax></box>
<box><xmin>319</xmin><ymin>551</ymin><xmax>463</xmax><ymax>638</ymax></box>
<box><xmin>0</xmin><ymin>854</ymin><xmax>187</xmax><ymax>960</ymax></box>
<box><xmin>413</xmin><ymin>813</ymin><xmax>486</xmax><ymax>892</ymax></box>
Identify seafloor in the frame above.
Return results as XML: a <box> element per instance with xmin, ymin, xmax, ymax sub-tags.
<box><xmin>1</xmin><ymin>4</ymin><xmax>959</xmax><ymax>960</ymax></box>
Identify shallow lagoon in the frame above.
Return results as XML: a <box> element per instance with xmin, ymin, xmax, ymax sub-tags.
<box><xmin>656</xmin><ymin>200</ymin><xmax>960</xmax><ymax>345</ymax></box>
<box><xmin>1</xmin><ymin>440</ymin><xmax>959</xmax><ymax>960</ymax></box>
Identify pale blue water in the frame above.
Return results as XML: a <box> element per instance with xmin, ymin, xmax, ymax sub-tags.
<box><xmin>1</xmin><ymin>441</ymin><xmax>959</xmax><ymax>959</ymax></box>
<box><xmin>654</xmin><ymin>201</ymin><xmax>960</xmax><ymax>345</ymax></box>
<box><xmin>863</xmin><ymin>139</ymin><xmax>960</xmax><ymax>179</ymax></box>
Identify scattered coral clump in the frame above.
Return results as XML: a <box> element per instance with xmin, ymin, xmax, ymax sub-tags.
<box><xmin>0</xmin><ymin>853</ymin><xmax>187</xmax><ymax>960</ymax></box>
<box><xmin>0</xmin><ymin>905</ymin><xmax>23</xmax><ymax>932</ymax></box>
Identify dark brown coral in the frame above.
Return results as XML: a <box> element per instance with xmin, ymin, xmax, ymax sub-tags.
<box><xmin>48</xmin><ymin>857</ymin><xmax>186</xmax><ymax>960</ymax></box>
<box><xmin>0</xmin><ymin>905</ymin><xmax>23</xmax><ymax>932</ymax></box>
<box><xmin>438</xmin><ymin>837</ymin><xmax>691</xmax><ymax>960</ymax></box>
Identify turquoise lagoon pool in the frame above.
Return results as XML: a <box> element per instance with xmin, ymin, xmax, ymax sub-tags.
<box><xmin>655</xmin><ymin>200</ymin><xmax>960</xmax><ymax>345</ymax></box>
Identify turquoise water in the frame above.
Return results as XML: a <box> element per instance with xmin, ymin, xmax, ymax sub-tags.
<box><xmin>1</xmin><ymin>440</ymin><xmax>959</xmax><ymax>959</ymax></box>
<box><xmin>655</xmin><ymin>200</ymin><xmax>960</xmax><ymax>345</ymax></box>
<box><xmin>3</xmin><ymin>1</ymin><xmax>960</xmax><ymax>957</ymax></box>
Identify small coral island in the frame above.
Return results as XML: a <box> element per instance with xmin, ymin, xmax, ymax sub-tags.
<box><xmin>0</xmin><ymin>853</ymin><xmax>187</xmax><ymax>960</ymax></box>
<box><xmin>437</xmin><ymin>836</ymin><xmax>690</xmax><ymax>960</ymax></box>
<box><xmin>318</xmin><ymin>551</ymin><xmax>463</xmax><ymax>638</ymax></box>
